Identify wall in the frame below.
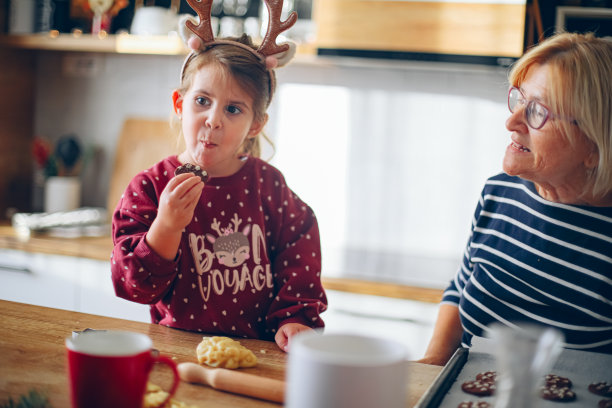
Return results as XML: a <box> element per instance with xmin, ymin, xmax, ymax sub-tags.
<box><xmin>33</xmin><ymin>52</ymin><xmax>512</xmax><ymax>286</ymax></box>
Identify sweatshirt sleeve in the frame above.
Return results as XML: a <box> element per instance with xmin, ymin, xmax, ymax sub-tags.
<box><xmin>111</xmin><ymin>171</ymin><xmax>180</xmax><ymax>305</ymax></box>
<box><xmin>265</xmin><ymin>186</ymin><xmax>328</xmax><ymax>331</ymax></box>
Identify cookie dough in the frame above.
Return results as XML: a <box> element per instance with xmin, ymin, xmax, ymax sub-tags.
<box><xmin>590</xmin><ymin>382</ymin><xmax>612</xmax><ymax>397</ymax></box>
<box><xmin>196</xmin><ymin>336</ymin><xmax>257</xmax><ymax>369</ymax></box>
<box><xmin>461</xmin><ymin>380</ymin><xmax>496</xmax><ymax>397</ymax></box>
<box><xmin>457</xmin><ymin>401</ymin><xmax>491</xmax><ymax>408</ymax></box>
<box><xmin>599</xmin><ymin>399</ymin><xmax>612</xmax><ymax>408</ymax></box>
<box><xmin>476</xmin><ymin>371</ymin><xmax>497</xmax><ymax>383</ymax></box>
<box><xmin>545</xmin><ymin>374</ymin><xmax>572</xmax><ymax>388</ymax></box>
<box><xmin>541</xmin><ymin>385</ymin><xmax>576</xmax><ymax>402</ymax></box>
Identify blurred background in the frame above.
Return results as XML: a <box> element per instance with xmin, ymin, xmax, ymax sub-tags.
<box><xmin>1</xmin><ymin>0</ymin><xmax>611</xmax><ymax>356</ymax></box>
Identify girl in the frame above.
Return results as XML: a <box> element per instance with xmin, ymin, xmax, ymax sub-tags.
<box><xmin>111</xmin><ymin>3</ymin><xmax>327</xmax><ymax>352</ymax></box>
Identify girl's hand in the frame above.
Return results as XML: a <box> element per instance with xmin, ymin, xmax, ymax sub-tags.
<box><xmin>275</xmin><ymin>323</ymin><xmax>313</xmax><ymax>352</ymax></box>
<box><xmin>145</xmin><ymin>173</ymin><xmax>204</xmax><ymax>261</ymax></box>
<box><xmin>157</xmin><ymin>173</ymin><xmax>204</xmax><ymax>231</ymax></box>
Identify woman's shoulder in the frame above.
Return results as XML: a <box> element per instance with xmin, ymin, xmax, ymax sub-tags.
<box><xmin>482</xmin><ymin>172</ymin><xmax>612</xmax><ymax>221</ymax></box>
<box><xmin>481</xmin><ymin>172</ymin><xmax>535</xmax><ymax>199</ymax></box>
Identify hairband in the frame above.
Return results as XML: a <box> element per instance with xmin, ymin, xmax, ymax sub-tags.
<box><xmin>178</xmin><ymin>0</ymin><xmax>298</xmax><ymax>82</ymax></box>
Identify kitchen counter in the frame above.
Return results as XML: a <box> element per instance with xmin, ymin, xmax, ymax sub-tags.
<box><xmin>0</xmin><ymin>300</ymin><xmax>442</xmax><ymax>407</ymax></box>
<box><xmin>0</xmin><ymin>224</ymin><xmax>112</xmax><ymax>261</ymax></box>
<box><xmin>0</xmin><ymin>224</ymin><xmax>443</xmax><ymax>303</ymax></box>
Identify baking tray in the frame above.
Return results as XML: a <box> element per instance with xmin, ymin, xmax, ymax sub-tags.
<box><xmin>415</xmin><ymin>345</ymin><xmax>612</xmax><ymax>407</ymax></box>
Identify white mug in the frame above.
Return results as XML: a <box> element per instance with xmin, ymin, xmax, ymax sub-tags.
<box><xmin>285</xmin><ymin>332</ymin><xmax>408</xmax><ymax>408</ymax></box>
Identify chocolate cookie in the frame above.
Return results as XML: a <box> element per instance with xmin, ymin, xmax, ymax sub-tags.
<box><xmin>541</xmin><ymin>385</ymin><xmax>576</xmax><ymax>402</ymax></box>
<box><xmin>545</xmin><ymin>374</ymin><xmax>572</xmax><ymax>388</ymax></box>
<box><xmin>599</xmin><ymin>399</ymin><xmax>612</xmax><ymax>408</ymax></box>
<box><xmin>476</xmin><ymin>371</ymin><xmax>497</xmax><ymax>383</ymax></box>
<box><xmin>457</xmin><ymin>401</ymin><xmax>491</xmax><ymax>408</ymax></box>
<box><xmin>590</xmin><ymin>382</ymin><xmax>612</xmax><ymax>397</ymax></box>
<box><xmin>461</xmin><ymin>380</ymin><xmax>496</xmax><ymax>396</ymax></box>
<box><xmin>174</xmin><ymin>163</ymin><xmax>209</xmax><ymax>182</ymax></box>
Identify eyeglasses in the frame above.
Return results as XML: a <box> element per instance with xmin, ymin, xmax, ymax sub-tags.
<box><xmin>507</xmin><ymin>86</ymin><xmax>578</xmax><ymax>130</ymax></box>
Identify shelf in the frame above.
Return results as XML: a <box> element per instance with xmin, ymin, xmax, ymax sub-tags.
<box><xmin>0</xmin><ymin>33</ymin><xmax>188</xmax><ymax>55</ymax></box>
<box><xmin>0</xmin><ymin>33</ymin><xmax>506</xmax><ymax>73</ymax></box>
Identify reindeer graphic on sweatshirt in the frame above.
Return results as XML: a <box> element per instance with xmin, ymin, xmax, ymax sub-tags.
<box><xmin>206</xmin><ymin>214</ymin><xmax>251</xmax><ymax>267</ymax></box>
<box><xmin>188</xmin><ymin>213</ymin><xmax>273</xmax><ymax>302</ymax></box>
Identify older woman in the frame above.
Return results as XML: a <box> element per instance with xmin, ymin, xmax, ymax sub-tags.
<box><xmin>420</xmin><ymin>32</ymin><xmax>612</xmax><ymax>365</ymax></box>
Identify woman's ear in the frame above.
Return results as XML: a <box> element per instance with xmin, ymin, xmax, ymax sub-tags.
<box><xmin>172</xmin><ymin>90</ymin><xmax>183</xmax><ymax>115</ymax></box>
<box><xmin>248</xmin><ymin>113</ymin><xmax>269</xmax><ymax>138</ymax></box>
<box><xmin>584</xmin><ymin>150</ymin><xmax>599</xmax><ymax>169</ymax></box>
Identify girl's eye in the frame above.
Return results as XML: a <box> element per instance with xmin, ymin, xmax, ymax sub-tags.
<box><xmin>226</xmin><ymin>105</ymin><xmax>242</xmax><ymax>115</ymax></box>
<box><xmin>195</xmin><ymin>96</ymin><xmax>209</xmax><ymax>106</ymax></box>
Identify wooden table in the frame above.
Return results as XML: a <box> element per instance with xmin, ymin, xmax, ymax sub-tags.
<box><xmin>0</xmin><ymin>300</ymin><xmax>442</xmax><ymax>407</ymax></box>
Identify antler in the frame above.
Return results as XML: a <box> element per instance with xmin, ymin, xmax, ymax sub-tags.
<box><xmin>258</xmin><ymin>0</ymin><xmax>298</xmax><ymax>56</ymax></box>
<box><xmin>231</xmin><ymin>213</ymin><xmax>242</xmax><ymax>232</ymax></box>
<box><xmin>185</xmin><ymin>0</ymin><xmax>215</xmax><ymax>44</ymax></box>
<box><xmin>210</xmin><ymin>218</ymin><xmax>223</xmax><ymax>236</ymax></box>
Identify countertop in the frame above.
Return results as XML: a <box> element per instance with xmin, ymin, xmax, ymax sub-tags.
<box><xmin>0</xmin><ymin>224</ymin><xmax>444</xmax><ymax>303</ymax></box>
<box><xmin>0</xmin><ymin>300</ymin><xmax>442</xmax><ymax>407</ymax></box>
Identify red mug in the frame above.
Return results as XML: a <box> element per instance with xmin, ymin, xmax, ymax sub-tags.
<box><xmin>66</xmin><ymin>330</ymin><xmax>179</xmax><ymax>408</ymax></box>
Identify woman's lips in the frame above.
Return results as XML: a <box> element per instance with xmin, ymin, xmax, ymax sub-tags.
<box><xmin>511</xmin><ymin>141</ymin><xmax>531</xmax><ymax>152</ymax></box>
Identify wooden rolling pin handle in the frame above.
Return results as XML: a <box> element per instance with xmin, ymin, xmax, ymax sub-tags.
<box><xmin>177</xmin><ymin>362</ymin><xmax>285</xmax><ymax>404</ymax></box>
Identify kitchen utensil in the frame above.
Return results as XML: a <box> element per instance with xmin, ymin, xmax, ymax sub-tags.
<box><xmin>177</xmin><ymin>362</ymin><xmax>285</xmax><ymax>403</ymax></box>
<box><xmin>55</xmin><ymin>135</ymin><xmax>82</xmax><ymax>175</ymax></box>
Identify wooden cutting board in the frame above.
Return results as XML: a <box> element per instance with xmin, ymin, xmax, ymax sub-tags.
<box><xmin>107</xmin><ymin>117</ymin><xmax>185</xmax><ymax>215</ymax></box>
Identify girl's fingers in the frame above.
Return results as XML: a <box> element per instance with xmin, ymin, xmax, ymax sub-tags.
<box><xmin>170</xmin><ymin>174</ymin><xmax>204</xmax><ymax>199</ymax></box>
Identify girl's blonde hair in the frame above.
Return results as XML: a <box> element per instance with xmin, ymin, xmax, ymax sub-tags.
<box><xmin>509</xmin><ymin>32</ymin><xmax>612</xmax><ymax>199</ymax></box>
<box><xmin>174</xmin><ymin>34</ymin><xmax>275</xmax><ymax>159</ymax></box>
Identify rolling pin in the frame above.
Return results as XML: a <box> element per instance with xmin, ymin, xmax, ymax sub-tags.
<box><xmin>177</xmin><ymin>362</ymin><xmax>285</xmax><ymax>403</ymax></box>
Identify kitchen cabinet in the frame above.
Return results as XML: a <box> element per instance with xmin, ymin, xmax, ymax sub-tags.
<box><xmin>0</xmin><ymin>47</ymin><xmax>35</xmax><ymax>218</ymax></box>
<box><xmin>0</xmin><ymin>248</ymin><xmax>150</xmax><ymax>322</ymax></box>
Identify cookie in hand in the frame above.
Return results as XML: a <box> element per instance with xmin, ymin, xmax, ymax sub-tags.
<box><xmin>175</xmin><ymin>163</ymin><xmax>209</xmax><ymax>183</ymax></box>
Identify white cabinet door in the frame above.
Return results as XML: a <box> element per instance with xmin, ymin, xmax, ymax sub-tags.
<box><xmin>0</xmin><ymin>249</ymin><xmax>150</xmax><ymax>323</ymax></box>
<box><xmin>0</xmin><ymin>249</ymin><xmax>79</xmax><ymax>311</ymax></box>
<box><xmin>77</xmin><ymin>257</ymin><xmax>150</xmax><ymax>323</ymax></box>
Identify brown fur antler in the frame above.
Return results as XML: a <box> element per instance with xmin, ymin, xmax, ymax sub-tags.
<box><xmin>258</xmin><ymin>0</ymin><xmax>298</xmax><ymax>56</ymax></box>
<box><xmin>185</xmin><ymin>0</ymin><xmax>215</xmax><ymax>44</ymax></box>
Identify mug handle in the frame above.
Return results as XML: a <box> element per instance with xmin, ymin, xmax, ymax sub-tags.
<box><xmin>150</xmin><ymin>354</ymin><xmax>180</xmax><ymax>406</ymax></box>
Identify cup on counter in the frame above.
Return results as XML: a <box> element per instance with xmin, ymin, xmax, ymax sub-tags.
<box><xmin>285</xmin><ymin>332</ymin><xmax>408</xmax><ymax>408</ymax></box>
<box><xmin>44</xmin><ymin>176</ymin><xmax>81</xmax><ymax>213</ymax></box>
<box><xmin>66</xmin><ymin>330</ymin><xmax>179</xmax><ymax>408</ymax></box>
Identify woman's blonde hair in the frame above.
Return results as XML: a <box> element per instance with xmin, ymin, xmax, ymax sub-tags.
<box><xmin>174</xmin><ymin>34</ymin><xmax>275</xmax><ymax>159</ymax></box>
<box><xmin>509</xmin><ymin>32</ymin><xmax>612</xmax><ymax>199</ymax></box>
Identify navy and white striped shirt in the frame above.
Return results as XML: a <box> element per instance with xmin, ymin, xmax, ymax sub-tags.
<box><xmin>442</xmin><ymin>173</ymin><xmax>612</xmax><ymax>353</ymax></box>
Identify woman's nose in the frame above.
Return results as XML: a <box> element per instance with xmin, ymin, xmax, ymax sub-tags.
<box><xmin>505</xmin><ymin>104</ymin><xmax>528</xmax><ymax>132</ymax></box>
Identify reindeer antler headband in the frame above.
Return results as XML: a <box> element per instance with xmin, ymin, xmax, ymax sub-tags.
<box><xmin>179</xmin><ymin>0</ymin><xmax>298</xmax><ymax>85</ymax></box>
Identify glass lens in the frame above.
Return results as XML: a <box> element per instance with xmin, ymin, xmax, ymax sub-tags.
<box><xmin>508</xmin><ymin>87</ymin><xmax>521</xmax><ymax>113</ymax></box>
<box><xmin>526</xmin><ymin>101</ymin><xmax>549</xmax><ymax>129</ymax></box>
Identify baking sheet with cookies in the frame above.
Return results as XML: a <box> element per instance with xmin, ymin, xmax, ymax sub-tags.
<box><xmin>418</xmin><ymin>345</ymin><xmax>612</xmax><ymax>408</ymax></box>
